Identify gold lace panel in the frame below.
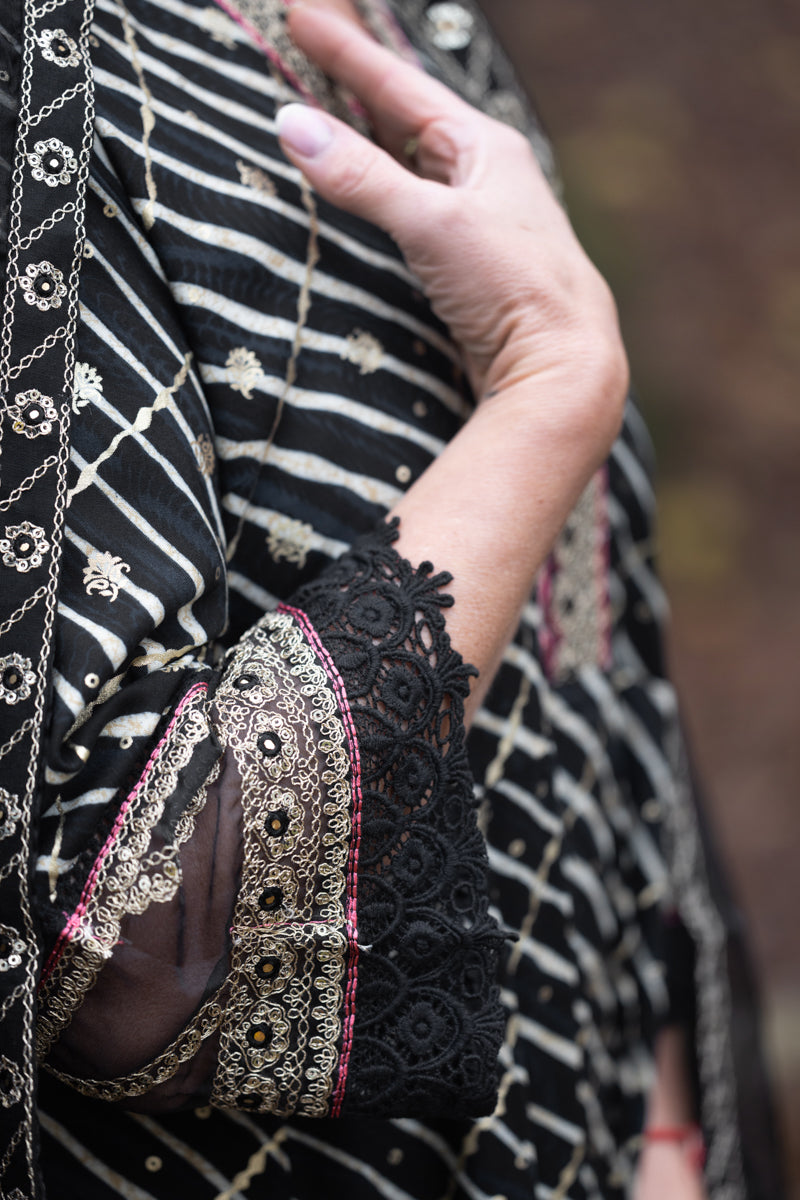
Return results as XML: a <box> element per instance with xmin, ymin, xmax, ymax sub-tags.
<box><xmin>36</xmin><ymin>682</ymin><xmax>216</xmax><ymax>1059</ymax></box>
<box><xmin>38</xmin><ymin>613</ymin><xmax>354</xmax><ymax>1117</ymax></box>
<box><xmin>211</xmin><ymin>610</ymin><xmax>353</xmax><ymax>1117</ymax></box>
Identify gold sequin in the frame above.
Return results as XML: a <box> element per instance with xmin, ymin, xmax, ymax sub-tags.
<box><xmin>145</xmin><ymin>1156</ymin><xmax>162</xmax><ymax>1172</ymax></box>
<box><xmin>395</xmin><ymin>465</ymin><xmax>412</xmax><ymax>485</ymax></box>
<box><xmin>508</xmin><ymin>838</ymin><xmax>526</xmax><ymax>859</ymax></box>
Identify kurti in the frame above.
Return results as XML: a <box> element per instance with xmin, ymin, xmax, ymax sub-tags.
<box><xmin>0</xmin><ymin>1</ymin><xmax>758</xmax><ymax>1198</ymax></box>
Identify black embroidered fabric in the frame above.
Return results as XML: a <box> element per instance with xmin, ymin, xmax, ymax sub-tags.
<box><xmin>291</xmin><ymin>520</ymin><xmax>506</xmax><ymax>1117</ymax></box>
<box><xmin>41</xmin><ymin>521</ymin><xmax>504</xmax><ymax>1121</ymax></box>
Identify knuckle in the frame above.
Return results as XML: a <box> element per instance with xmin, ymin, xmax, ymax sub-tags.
<box><xmin>326</xmin><ymin>152</ymin><xmax>373</xmax><ymax>204</ymax></box>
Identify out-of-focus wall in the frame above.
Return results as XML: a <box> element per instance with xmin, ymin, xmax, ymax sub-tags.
<box><xmin>484</xmin><ymin>1</ymin><xmax>800</xmax><ymax>1194</ymax></box>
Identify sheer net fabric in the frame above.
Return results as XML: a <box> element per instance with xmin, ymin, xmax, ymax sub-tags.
<box><xmin>42</xmin><ymin>524</ymin><xmax>505</xmax><ymax>1119</ymax></box>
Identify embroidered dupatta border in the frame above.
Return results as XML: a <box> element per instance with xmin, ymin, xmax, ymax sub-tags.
<box><xmin>0</xmin><ymin>0</ymin><xmax>95</xmax><ymax>1194</ymax></box>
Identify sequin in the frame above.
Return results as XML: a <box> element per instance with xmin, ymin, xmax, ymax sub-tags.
<box><xmin>426</xmin><ymin>3</ymin><xmax>474</xmax><ymax>51</ymax></box>
<box><xmin>0</xmin><ymin>522</ymin><xmax>50</xmax><ymax>572</ymax></box>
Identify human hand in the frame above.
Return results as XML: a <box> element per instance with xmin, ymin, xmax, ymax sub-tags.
<box><xmin>277</xmin><ymin>4</ymin><xmax>627</xmax><ymax>465</ymax></box>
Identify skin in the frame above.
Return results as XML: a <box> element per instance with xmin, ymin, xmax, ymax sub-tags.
<box><xmin>278</xmin><ymin>7</ymin><xmax>709</xmax><ymax>1196</ymax></box>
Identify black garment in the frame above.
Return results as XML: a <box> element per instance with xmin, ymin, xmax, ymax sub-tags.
<box><xmin>0</xmin><ymin>0</ymin><xmax>781</xmax><ymax>1197</ymax></box>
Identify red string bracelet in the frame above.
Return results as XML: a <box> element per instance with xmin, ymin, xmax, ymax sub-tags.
<box><xmin>644</xmin><ymin>1123</ymin><xmax>706</xmax><ymax>1172</ymax></box>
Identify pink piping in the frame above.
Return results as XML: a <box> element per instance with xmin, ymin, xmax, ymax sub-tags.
<box><xmin>279</xmin><ymin>603</ymin><xmax>362</xmax><ymax>1117</ymax></box>
<box><xmin>39</xmin><ymin>681</ymin><xmax>208</xmax><ymax>989</ymax></box>
<box><xmin>211</xmin><ymin>0</ymin><xmax>319</xmax><ymax>103</ymax></box>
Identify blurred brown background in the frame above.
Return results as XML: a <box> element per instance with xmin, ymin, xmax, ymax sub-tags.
<box><xmin>486</xmin><ymin>1</ymin><xmax>800</xmax><ymax>1194</ymax></box>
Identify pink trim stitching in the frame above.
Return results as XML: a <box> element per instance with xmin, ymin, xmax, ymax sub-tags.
<box><xmin>279</xmin><ymin>603</ymin><xmax>362</xmax><ymax>1117</ymax></box>
<box><xmin>39</xmin><ymin>681</ymin><xmax>208</xmax><ymax>989</ymax></box>
<box><xmin>211</xmin><ymin>0</ymin><xmax>319</xmax><ymax>104</ymax></box>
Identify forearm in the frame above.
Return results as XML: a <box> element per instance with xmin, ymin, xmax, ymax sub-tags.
<box><xmin>391</xmin><ymin>357</ymin><xmax>624</xmax><ymax>717</ymax></box>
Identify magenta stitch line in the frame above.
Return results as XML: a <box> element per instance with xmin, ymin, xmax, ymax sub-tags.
<box><xmin>284</xmin><ymin>606</ymin><xmax>361</xmax><ymax>1118</ymax></box>
<box><xmin>211</xmin><ymin>0</ymin><xmax>319</xmax><ymax>104</ymax></box>
<box><xmin>279</xmin><ymin>603</ymin><xmax>362</xmax><ymax>1116</ymax></box>
<box><xmin>281</xmin><ymin>0</ymin><xmax>369</xmax><ymax>120</ymax></box>
<box><xmin>39</xmin><ymin>681</ymin><xmax>209</xmax><ymax>988</ymax></box>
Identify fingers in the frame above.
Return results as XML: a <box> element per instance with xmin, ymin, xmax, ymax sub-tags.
<box><xmin>287</xmin><ymin>4</ymin><xmax>474</xmax><ymax>164</ymax></box>
<box><xmin>275</xmin><ymin>102</ymin><xmax>443</xmax><ymax>235</ymax></box>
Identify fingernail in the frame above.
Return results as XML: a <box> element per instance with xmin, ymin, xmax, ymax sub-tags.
<box><xmin>276</xmin><ymin>103</ymin><xmax>334</xmax><ymax>157</ymax></box>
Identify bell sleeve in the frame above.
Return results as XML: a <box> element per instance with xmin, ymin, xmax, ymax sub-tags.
<box><xmin>35</xmin><ymin>521</ymin><xmax>505</xmax><ymax>1120</ymax></box>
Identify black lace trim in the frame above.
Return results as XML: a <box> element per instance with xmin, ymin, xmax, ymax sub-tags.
<box><xmin>290</xmin><ymin>520</ymin><xmax>505</xmax><ymax>1117</ymax></box>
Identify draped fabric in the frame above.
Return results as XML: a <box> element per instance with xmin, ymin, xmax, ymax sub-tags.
<box><xmin>0</xmin><ymin>0</ymin><xmax>763</xmax><ymax>1197</ymax></box>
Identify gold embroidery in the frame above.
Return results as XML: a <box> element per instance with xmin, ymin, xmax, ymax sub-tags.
<box><xmin>69</xmin><ymin>354</ymin><xmax>192</xmax><ymax>500</ymax></box>
<box><xmin>39</xmin><ymin>615</ymin><xmax>353</xmax><ymax>1118</ymax></box>
<box><xmin>192</xmin><ymin>433</ymin><xmax>216</xmax><ymax>477</ymax></box>
<box><xmin>236</xmin><ymin>160</ymin><xmax>277</xmax><ymax>198</ymax></box>
<box><xmin>225</xmin><ymin>179</ymin><xmax>319</xmax><ymax>562</ymax></box>
<box><xmin>82</xmin><ymin>550</ymin><xmax>130</xmax><ymax>602</ymax></box>
<box><xmin>340</xmin><ymin>329</ymin><xmax>384</xmax><ymax>375</ymax></box>
<box><xmin>265</xmin><ymin>515</ymin><xmax>312</xmax><ymax>569</ymax></box>
<box><xmin>120</xmin><ymin>2</ymin><xmax>158</xmax><ymax>229</ymax></box>
<box><xmin>226</xmin><ymin>346</ymin><xmax>264</xmax><ymax>399</ymax></box>
<box><xmin>220</xmin><ymin>0</ymin><xmax>364</xmax><ymax>128</ymax></box>
<box><xmin>211</xmin><ymin>611</ymin><xmax>352</xmax><ymax>1117</ymax></box>
<box><xmin>36</xmin><ymin>685</ymin><xmax>216</xmax><ymax>1059</ymax></box>
<box><xmin>543</xmin><ymin>471</ymin><xmax>609</xmax><ymax>679</ymax></box>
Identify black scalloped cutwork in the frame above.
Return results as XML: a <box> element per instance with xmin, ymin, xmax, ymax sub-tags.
<box><xmin>290</xmin><ymin>520</ymin><xmax>505</xmax><ymax>1118</ymax></box>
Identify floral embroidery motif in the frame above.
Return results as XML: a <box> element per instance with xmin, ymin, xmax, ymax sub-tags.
<box><xmin>340</xmin><ymin>329</ymin><xmax>384</xmax><ymax>375</ymax></box>
<box><xmin>6</xmin><ymin>389</ymin><xmax>58</xmax><ymax>438</ymax></box>
<box><xmin>425</xmin><ymin>3</ymin><xmax>474</xmax><ymax>51</ymax></box>
<box><xmin>0</xmin><ymin>791</ymin><xmax>22</xmax><ymax>842</ymax></box>
<box><xmin>18</xmin><ymin>260</ymin><xmax>67</xmax><ymax>311</ymax></box>
<box><xmin>35</xmin><ymin>28</ymin><xmax>81</xmax><ymax>68</ymax></box>
<box><xmin>82</xmin><ymin>551</ymin><xmax>131</xmax><ymax>602</ymax></box>
<box><xmin>72</xmin><ymin>362</ymin><xmax>104</xmax><ymax>413</ymax></box>
<box><xmin>0</xmin><ymin>926</ymin><xmax>25</xmax><ymax>972</ymax></box>
<box><xmin>226</xmin><ymin>346</ymin><xmax>264</xmax><ymax>399</ymax></box>
<box><xmin>27</xmin><ymin>137</ymin><xmax>78</xmax><ymax>187</ymax></box>
<box><xmin>0</xmin><ymin>655</ymin><xmax>36</xmax><ymax>706</ymax></box>
<box><xmin>192</xmin><ymin>433</ymin><xmax>216</xmax><ymax>477</ymax></box>
<box><xmin>0</xmin><ymin>522</ymin><xmax>50</xmax><ymax>573</ymax></box>
<box><xmin>236</xmin><ymin>159</ymin><xmax>277</xmax><ymax>197</ymax></box>
<box><xmin>266</xmin><ymin>516</ymin><xmax>313</xmax><ymax>569</ymax></box>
